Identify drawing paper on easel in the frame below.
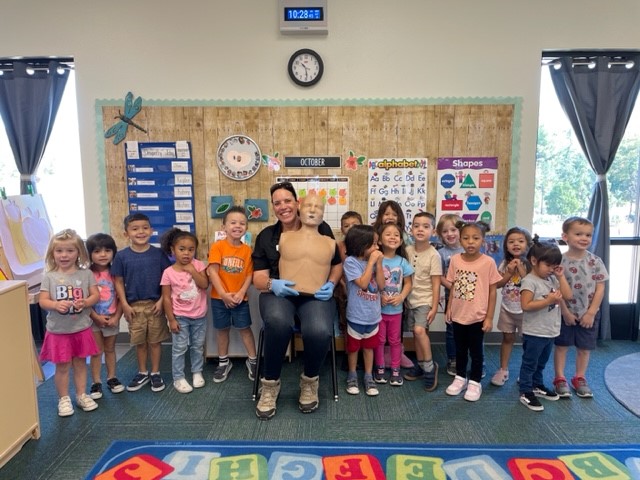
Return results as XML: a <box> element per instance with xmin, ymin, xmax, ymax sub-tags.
<box><xmin>0</xmin><ymin>195</ymin><xmax>53</xmax><ymax>283</ymax></box>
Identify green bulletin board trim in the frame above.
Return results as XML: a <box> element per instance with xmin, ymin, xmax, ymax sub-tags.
<box><xmin>95</xmin><ymin>96</ymin><xmax>522</xmax><ymax>232</ymax></box>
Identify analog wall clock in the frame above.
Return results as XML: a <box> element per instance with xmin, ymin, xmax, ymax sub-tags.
<box><xmin>288</xmin><ymin>48</ymin><xmax>324</xmax><ymax>87</ymax></box>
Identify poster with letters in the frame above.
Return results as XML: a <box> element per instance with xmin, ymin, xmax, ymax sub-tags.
<box><xmin>367</xmin><ymin>158</ymin><xmax>428</xmax><ymax>232</ymax></box>
<box><xmin>436</xmin><ymin>157</ymin><xmax>498</xmax><ymax>229</ymax></box>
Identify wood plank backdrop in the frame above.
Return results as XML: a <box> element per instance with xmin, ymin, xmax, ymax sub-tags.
<box><xmin>102</xmin><ymin>104</ymin><xmax>514</xmax><ymax>258</ymax></box>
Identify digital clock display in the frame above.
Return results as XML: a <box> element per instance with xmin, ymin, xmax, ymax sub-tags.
<box><xmin>284</xmin><ymin>7</ymin><xmax>323</xmax><ymax>21</ymax></box>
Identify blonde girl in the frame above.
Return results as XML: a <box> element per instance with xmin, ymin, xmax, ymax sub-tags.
<box><xmin>444</xmin><ymin>221</ymin><xmax>502</xmax><ymax>402</ymax></box>
<box><xmin>490</xmin><ymin>227</ymin><xmax>532</xmax><ymax>387</ymax></box>
<box><xmin>87</xmin><ymin>233</ymin><xmax>125</xmax><ymax>399</ymax></box>
<box><xmin>436</xmin><ymin>213</ymin><xmax>463</xmax><ymax>375</ymax></box>
<box><xmin>374</xmin><ymin>223</ymin><xmax>413</xmax><ymax>386</ymax></box>
<box><xmin>39</xmin><ymin>229</ymin><xmax>100</xmax><ymax>417</ymax></box>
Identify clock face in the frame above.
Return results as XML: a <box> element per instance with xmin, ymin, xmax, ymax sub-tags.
<box><xmin>288</xmin><ymin>49</ymin><xmax>324</xmax><ymax>87</ymax></box>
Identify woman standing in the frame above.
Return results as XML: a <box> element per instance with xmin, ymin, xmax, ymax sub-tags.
<box><xmin>252</xmin><ymin>182</ymin><xmax>342</xmax><ymax>420</ymax></box>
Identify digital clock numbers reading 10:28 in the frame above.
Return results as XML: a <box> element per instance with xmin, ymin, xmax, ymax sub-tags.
<box><xmin>284</xmin><ymin>7</ymin><xmax>323</xmax><ymax>21</ymax></box>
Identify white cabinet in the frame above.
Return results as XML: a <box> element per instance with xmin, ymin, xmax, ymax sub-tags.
<box><xmin>0</xmin><ymin>281</ymin><xmax>40</xmax><ymax>469</ymax></box>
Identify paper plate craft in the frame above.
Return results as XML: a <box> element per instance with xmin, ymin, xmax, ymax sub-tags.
<box><xmin>216</xmin><ymin>135</ymin><xmax>262</xmax><ymax>181</ymax></box>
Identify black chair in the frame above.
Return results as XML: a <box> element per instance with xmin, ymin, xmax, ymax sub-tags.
<box><xmin>252</xmin><ymin>323</ymin><xmax>339</xmax><ymax>402</ymax></box>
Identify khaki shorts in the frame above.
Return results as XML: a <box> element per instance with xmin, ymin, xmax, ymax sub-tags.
<box><xmin>405</xmin><ymin>305</ymin><xmax>431</xmax><ymax>330</ymax></box>
<box><xmin>128</xmin><ymin>300</ymin><xmax>170</xmax><ymax>345</ymax></box>
<box><xmin>496</xmin><ymin>307</ymin><xmax>523</xmax><ymax>334</ymax></box>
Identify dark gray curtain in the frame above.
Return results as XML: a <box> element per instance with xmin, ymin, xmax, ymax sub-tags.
<box><xmin>0</xmin><ymin>60</ymin><xmax>69</xmax><ymax>194</ymax></box>
<box><xmin>549</xmin><ymin>55</ymin><xmax>640</xmax><ymax>340</ymax></box>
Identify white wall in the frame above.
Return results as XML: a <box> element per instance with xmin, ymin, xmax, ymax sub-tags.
<box><xmin>1</xmin><ymin>0</ymin><xmax>639</xmax><ymax>233</ymax></box>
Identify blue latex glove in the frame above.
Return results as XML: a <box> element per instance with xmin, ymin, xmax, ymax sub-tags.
<box><xmin>314</xmin><ymin>281</ymin><xmax>335</xmax><ymax>301</ymax></box>
<box><xmin>271</xmin><ymin>279</ymin><xmax>299</xmax><ymax>297</ymax></box>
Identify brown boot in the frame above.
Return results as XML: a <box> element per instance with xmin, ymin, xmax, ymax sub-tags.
<box><xmin>299</xmin><ymin>374</ymin><xmax>319</xmax><ymax>413</ymax></box>
<box><xmin>256</xmin><ymin>378</ymin><xmax>280</xmax><ymax>420</ymax></box>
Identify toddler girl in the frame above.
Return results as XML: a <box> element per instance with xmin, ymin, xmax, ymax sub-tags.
<box><xmin>160</xmin><ymin>228</ymin><xmax>209</xmax><ymax>393</ymax></box>
<box><xmin>374</xmin><ymin>223</ymin><xmax>413</xmax><ymax>386</ymax></box>
<box><xmin>444</xmin><ymin>221</ymin><xmax>502</xmax><ymax>402</ymax></box>
<box><xmin>39</xmin><ymin>229</ymin><xmax>100</xmax><ymax>416</ymax></box>
<box><xmin>491</xmin><ymin>227</ymin><xmax>532</xmax><ymax>386</ymax></box>
<box><xmin>87</xmin><ymin>233</ymin><xmax>125</xmax><ymax>398</ymax></box>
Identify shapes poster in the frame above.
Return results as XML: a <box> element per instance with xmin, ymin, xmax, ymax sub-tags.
<box><xmin>276</xmin><ymin>176</ymin><xmax>349</xmax><ymax>230</ymax></box>
<box><xmin>367</xmin><ymin>158</ymin><xmax>428</xmax><ymax>232</ymax></box>
<box><xmin>437</xmin><ymin>157</ymin><xmax>498</xmax><ymax>229</ymax></box>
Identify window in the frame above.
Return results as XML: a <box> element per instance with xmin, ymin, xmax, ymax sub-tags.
<box><xmin>0</xmin><ymin>71</ymin><xmax>86</xmax><ymax>237</ymax></box>
<box><xmin>535</xmin><ymin>63</ymin><xmax>640</xmax><ymax>303</ymax></box>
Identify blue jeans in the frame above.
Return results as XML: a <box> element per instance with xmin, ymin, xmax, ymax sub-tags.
<box><xmin>446</xmin><ymin>321</ymin><xmax>456</xmax><ymax>360</ymax></box>
<box><xmin>519</xmin><ymin>334</ymin><xmax>554</xmax><ymax>394</ymax></box>
<box><xmin>171</xmin><ymin>315</ymin><xmax>206</xmax><ymax>381</ymax></box>
<box><xmin>259</xmin><ymin>293</ymin><xmax>335</xmax><ymax>379</ymax></box>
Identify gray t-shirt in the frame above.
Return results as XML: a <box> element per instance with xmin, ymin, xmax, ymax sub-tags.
<box><xmin>41</xmin><ymin>269</ymin><xmax>96</xmax><ymax>334</ymax></box>
<box><xmin>520</xmin><ymin>273</ymin><xmax>561</xmax><ymax>338</ymax></box>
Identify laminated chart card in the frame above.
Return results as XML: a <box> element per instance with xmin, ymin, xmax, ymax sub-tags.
<box><xmin>276</xmin><ymin>176</ymin><xmax>349</xmax><ymax>230</ymax></box>
<box><xmin>125</xmin><ymin>141</ymin><xmax>195</xmax><ymax>244</ymax></box>
<box><xmin>367</xmin><ymin>158</ymin><xmax>428</xmax><ymax>232</ymax></box>
<box><xmin>436</xmin><ymin>157</ymin><xmax>498</xmax><ymax>229</ymax></box>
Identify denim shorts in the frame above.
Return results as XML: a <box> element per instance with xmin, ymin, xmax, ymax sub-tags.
<box><xmin>211</xmin><ymin>298</ymin><xmax>251</xmax><ymax>330</ymax></box>
<box><xmin>554</xmin><ymin>312</ymin><xmax>600</xmax><ymax>350</ymax></box>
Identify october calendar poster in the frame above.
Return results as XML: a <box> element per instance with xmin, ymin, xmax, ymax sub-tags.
<box><xmin>437</xmin><ymin>157</ymin><xmax>498</xmax><ymax>229</ymax></box>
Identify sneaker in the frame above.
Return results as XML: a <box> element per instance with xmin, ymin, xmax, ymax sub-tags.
<box><xmin>520</xmin><ymin>392</ymin><xmax>544</xmax><ymax>411</ymax></box>
<box><xmin>446</xmin><ymin>375</ymin><xmax>467</xmax><ymax>396</ymax></box>
<box><xmin>346</xmin><ymin>377</ymin><xmax>360</xmax><ymax>395</ymax></box>
<box><xmin>373</xmin><ymin>367</ymin><xmax>387</xmax><ymax>384</ymax></box>
<box><xmin>173</xmin><ymin>378</ymin><xmax>193</xmax><ymax>394</ymax></box>
<box><xmin>571</xmin><ymin>376</ymin><xmax>594</xmax><ymax>398</ymax></box>
<box><xmin>76</xmin><ymin>393</ymin><xmax>98</xmax><ymax>412</ymax></box>
<box><xmin>423</xmin><ymin>362</ymin><xmax>439</xmax><ymax>392</ymax></box>
<box><xmin>299</xmin><ymin>374</ymin><xmax>319</xmax><ymax>413</ymax></box>
<box><xmin>192</xmin><ymin>372</ymin><xmax>205</xmax><ymax>388</ymax></box>
<box><xmin>365</xmin><ymin>377</ymin><xmax>379</xmax><ymax>396</ymax></box>
<box><xmin>553</xmin><ymin>376</ymin><xmax>572</xmax><ymax>398</ymax></box>
<box><xmin>213</xmin><ymin>362</ymin><xmax>233</xmax><ymax>383</ymax></box>
<box><xmin>127</xmin><ymin>372</ymin><xmax>150</xmax><ymax>392</ymax></box>
<box><xmin>481</xmin><ymin>366</ymin><xmax>487</xmax><ymax>379</ymax></box>
<box><xmin>533</xmin><ymin>384</ymin><xmax>560</xmax><ymax>401</ymax></box>
<box><xmin>256</xmin><ymin>378</ymin><xmax>280</xmax><ymax>420</ymax></box>
<box><xmin>106</xmin><ymin>377</ymin><xmax>125</xmax><ymax>394</ymax></box>
<box><xmin>464</xmin><ymin>380</ymin><xmax>482</xmax><ymax>401</ymax></box>
<box><xmin>89</xmin><ymin>382</ymin><xmax>103</xmax><ymax>400</ymax></box>
<box><xmin>446</xmin><ymin>359</ymin><xmax>457</xmax><ymax>376</ymax></box>
<box><xmin>403</xmin><ymin>364</ymin><xmax>424</xmax><ymax>381</ymax></box>
<box><xmin>389</xmin><ymin>369</ymin><xmax>403</xmax><ymax>386</ymax></box>
<box><xmin>490</xmin><ymin>369</ymin><xmax>509</xmax><ymax>387</ymax></box>
<box><xmin>246</xmin><ymin>358</ymin><xmax>257</xmax><ymax>382</ymax></box>
<box><xmin>58</xmin><ymin>396</ymin><xmax>74</xmax><ymax>417</ymax></box>
<box><xmin>150</xmin><ymin>373</ymin><xmax>165</xmax><ymax>392</ymax></box>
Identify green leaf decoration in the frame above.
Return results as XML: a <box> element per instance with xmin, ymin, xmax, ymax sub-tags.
<box><xmin>216</xmin><ymin>203</ymin><xmax>231</xmax><ymax>214</ymax></box>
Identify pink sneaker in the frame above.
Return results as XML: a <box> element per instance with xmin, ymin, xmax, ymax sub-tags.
<box><xmin>446</xmin><ymin>375</ymin><xmax>467</xmax><ymax>396</ymax></box>
<box><xmin>464</xmin><ymin>380</ymin><xmax>482</xmax><ymax>401</ymax></box>
<box><xmin>490</xmin><ymin>368</ymin><xmax>509</xmax><ymax>386</ymax></box>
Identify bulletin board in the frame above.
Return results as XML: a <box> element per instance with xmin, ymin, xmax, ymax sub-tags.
<box><xmin>100</xmin><ymin>101</ymin><xmax>518</xmax><ymax>258</ymax></box>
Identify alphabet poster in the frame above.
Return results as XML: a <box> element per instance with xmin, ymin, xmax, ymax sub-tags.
<box><xmin>367</xmin><ymin>158</ymin><xmax>428</xmax><ymax>232</ymax></box>
<box><xmin>436</xmin><ymin>157</ymin><xmax>498</xmax><ymax>229</ymax></box>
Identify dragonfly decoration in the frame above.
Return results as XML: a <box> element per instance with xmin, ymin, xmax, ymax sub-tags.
<box><xmin>104</xmin><ymin>92</ymin><xmax>148</xmax><ymax>145</ymax></box>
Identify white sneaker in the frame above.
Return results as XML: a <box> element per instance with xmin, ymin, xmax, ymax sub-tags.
<box><xmin>446</xmin><ymin>375</ymin><xmax>468</xmax><ymax>396</ymax></box>
<box><xmin>490</xmin><ymin>368</ymin><xmax>509</xmax><ymax>387</ymax></box>
<box><xmin>174</xmin><ymin>378</ymin><xmax>193</xmax><ymax>394</ymax></box>
<box><xmin>192</xmin><ymin>372</ymin><xmax>205</xmax><ymax>388</ymax></box>
<box><xmin>76</xmin><ymin>393</ymin><xmax>98</xmax><ymax>412</ymax></box>
<box><xmin>464</xmin><ymin>380</ymin><xmax>482</xmax><ymax>402</ymax></box>
<box><xmin>58</xmin><ymin>396</ymin><xmax>74</xmax><ymax>417</ymax></box>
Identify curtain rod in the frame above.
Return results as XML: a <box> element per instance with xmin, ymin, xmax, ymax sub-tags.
<box><xmin>541</xmin><ymin>57</ymin><xmax>635</xmax><ymax>68</ymax></box>
<box><xmin>0</xmin><ymin>57</ymin><xmax>74</xmax><ymax>73</ymax></box>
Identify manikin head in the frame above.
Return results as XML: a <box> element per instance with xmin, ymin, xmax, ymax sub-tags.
<box><xmin>298</xmin><ymin>194</ymin><xmax>325</xmax><ymax>227</ymax></box>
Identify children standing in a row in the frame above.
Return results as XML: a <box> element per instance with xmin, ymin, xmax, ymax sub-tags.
<box><xmin>161</xmin><ymin>228</ymin><xmax>209</xmax><ymax>394</ymax></box>
<box><xmin>39</xmin><ymin>229</ymin><xmax>100</xmax><ymax>416</ymax></box>
<box><xmin>445</xmin><ymin>221</ymin><xmax>502</xmax><ymax>402</ymax></box>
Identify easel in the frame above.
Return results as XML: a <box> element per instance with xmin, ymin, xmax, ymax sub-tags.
<box><xmin>0</xmin><ymin>239</ymin><xmax>44</xmax><ymax>382</ymax></box>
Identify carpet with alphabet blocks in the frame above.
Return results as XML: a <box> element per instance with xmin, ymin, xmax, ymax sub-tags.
<box><xmin>85</xmin><ymin>440</ymin><xmax>640</xmax><ymax>479</ymax></box>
